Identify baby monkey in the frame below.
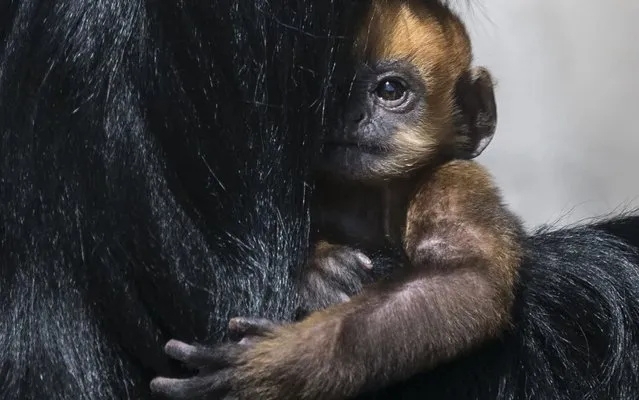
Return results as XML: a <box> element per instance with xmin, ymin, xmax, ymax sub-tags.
<box><xmin>151</xmin><ymin>0</ymin><xmax>524</xmax><ymax>399</ymax></box>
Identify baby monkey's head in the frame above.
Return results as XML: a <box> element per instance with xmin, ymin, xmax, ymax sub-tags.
<box><xmin>321</xmin><ymin>0</ymin><xmax>497</xmax><ymax>182</ymax></box>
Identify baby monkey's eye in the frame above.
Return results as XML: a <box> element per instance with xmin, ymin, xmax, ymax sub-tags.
<box><xmin>374</xmin><ymin>79</ymin><xmax>407</xmax><ymax>102</ymax></box>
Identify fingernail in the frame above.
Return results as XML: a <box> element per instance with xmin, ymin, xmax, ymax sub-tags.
<box><xmin>356</xmin><ymin>253</ymin><xmax>373</xmax><ymax>269</ymax></box>
<box><xmin>228</xmin><ymin>318</ymin><xmax>241</xmax><ymax>331</ymax></box>
<box><xmin>338</xmin><ymin>292</ymin><xmax>351</xmax><ymax>303</ymax></box>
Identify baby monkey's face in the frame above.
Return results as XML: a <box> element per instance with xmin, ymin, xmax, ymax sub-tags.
<box><xmin>320</xmin><ymin>59</ymin><xmax>428</xmax><ymax>182</ymax></box>
<box><xmin>317</xmin><ymin>0</ymin><xmax>495</xmax><ymax>183</ymax></box>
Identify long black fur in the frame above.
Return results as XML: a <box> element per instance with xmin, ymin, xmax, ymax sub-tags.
<box><xmin>2</xmin><ymin>1</ymin><xmax>639</xmax><ymax>399</ymax></box>
<box><xmin>0</xmin><ymin>0</ymin><xmax>359</xmax><ymax>398</ymax></box>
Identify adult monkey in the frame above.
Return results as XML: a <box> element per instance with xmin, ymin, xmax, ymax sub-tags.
<box><xmin>0</xmin><ymin>0</ymin><xmax>360</xmax><ymax>398</ymax></box>
<box><xmin>1</xmin><ymin>1</ymin><xmax>639</xmax><ymax>400</ymax></box>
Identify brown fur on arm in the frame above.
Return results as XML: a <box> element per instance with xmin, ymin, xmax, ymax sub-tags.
<box><xmin>404</xmin><ymin>159</ymin><xmax>523</xmax><ymax>331</ymax></box>
<box><xmin>228</xmin><ymin>267</ymin><xmax>506</xmax><ymax>399</ymax></box>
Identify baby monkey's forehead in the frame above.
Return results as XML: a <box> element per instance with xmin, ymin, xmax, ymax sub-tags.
<box><xmin>355</xmin><ymin>0</ymin><xmax>471</xmax><ymax>77</ymax></box>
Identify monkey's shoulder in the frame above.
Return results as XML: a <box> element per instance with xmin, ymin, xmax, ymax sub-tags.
<box><xmin>405</xmin><ymin>159</ymin><xmax>508</xmax><ymax>239</ymax></box>
<box><xmin>409</xmin><ymin>160</ymin><xmax>499</xmax><ymax>209</ymax></box>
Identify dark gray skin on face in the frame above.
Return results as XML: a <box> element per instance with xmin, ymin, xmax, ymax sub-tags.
<box><xmin>319</xmin><ymin>60</ymin><xmax>428</xmax><ymax>182</ymax></box>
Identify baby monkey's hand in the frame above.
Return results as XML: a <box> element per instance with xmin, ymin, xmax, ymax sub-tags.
<box><xmin>150</xmin><ymin>317</ymin><xmax>300</xmax><ymax>400</ymax></box>
<box><xmin>298</xmin><ymin>242</ymin><xmax>374</xmax><ymax>316</ymax></box>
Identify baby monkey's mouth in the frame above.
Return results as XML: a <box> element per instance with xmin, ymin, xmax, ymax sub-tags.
<box><xmin>323</xmin><ymin>140</ymin><xmax>386</xmax><ymax>155</ymax></box>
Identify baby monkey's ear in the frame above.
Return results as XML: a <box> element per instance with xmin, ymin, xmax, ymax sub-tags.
<box><xmin>453</xmin><ymin>66</ymin><xmax>497</xmax><ymax>159</ymax></box>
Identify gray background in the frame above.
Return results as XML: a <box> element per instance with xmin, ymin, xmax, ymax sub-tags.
<box><xmin>454</xmin><ymin>0</ymin><xmax>639</xmax><ymax>230</ymax></box>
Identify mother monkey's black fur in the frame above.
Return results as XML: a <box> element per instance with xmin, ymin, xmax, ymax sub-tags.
<box><xmin>1</xmin><ymin>1</ymin><xmax>639</xmax><ymax>399</ymax></box>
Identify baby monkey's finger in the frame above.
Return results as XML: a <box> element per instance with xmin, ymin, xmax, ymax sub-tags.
<box><xmin>150</xmin><ymin>371</ymin><xmax>232</xmax><ymax>399</ymax></box>
<box><xmin>164</xmin><ymin>340</ymin><xmax>241</xmax><ymax>369</ymax></box>
<box><xmin>228</xmin><ymin>317</ymin><xmax>278</xmax><ymax>339</ymax></box>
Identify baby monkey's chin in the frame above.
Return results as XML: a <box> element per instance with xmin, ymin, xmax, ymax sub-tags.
<box><xmin>317</xmin><ymin>144</ymin><xmax>389</xmax><ymax>182</ymax></box>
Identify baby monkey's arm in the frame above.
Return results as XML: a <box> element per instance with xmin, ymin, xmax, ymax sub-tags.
<box><xmin>150</xmin><ymin>160</ymin><xmax>523</xmax><ymax>400</ymax></box>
